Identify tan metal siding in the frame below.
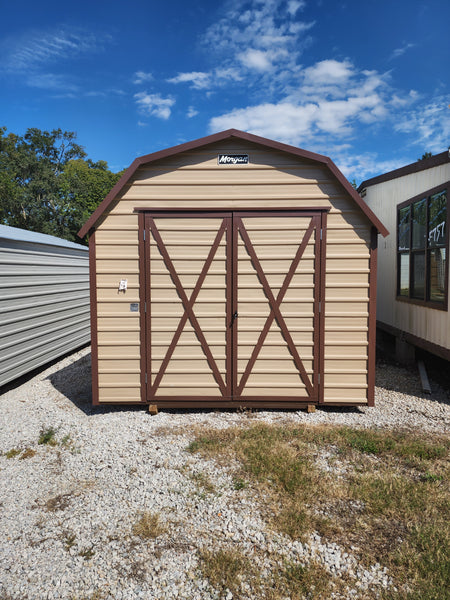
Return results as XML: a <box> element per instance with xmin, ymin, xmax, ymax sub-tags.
<box><xmin>323</xmin><ymin>203</ymin><xmax>371</xmax><ymax>403</ymax></box>
<box><xmin>94</xmin><ymin>139</ymin><xmax>372</xmax><ymax>404</ymax></box>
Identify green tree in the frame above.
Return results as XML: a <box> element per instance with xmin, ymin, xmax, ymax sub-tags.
<box><xmin>417</xmin><ymin>152</ymin><xmax>433</xmax><ymax>161</ymax></box>
<box><xmin>59</xmin><ymin>158</ymin><xmax>122</xmax><ymax>242</ymax></box>
<box><xmin>0</xmin><ymin>127</ymin><xmax>121</xmax><ymax>243</ymax></box>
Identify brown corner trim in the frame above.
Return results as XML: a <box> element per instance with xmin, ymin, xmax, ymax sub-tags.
<box><xmin>89</xmin><ymin>231</ymin><xmax>100</xmax><ymax>406</ymax></box>
<box><xmin>367</xmin><ymin>227</ymin><xmax>378</xmax><ymax>407</ymax></box>
<box><xmin>138</xmin><ymin>212</ymin><xmax>147</xmax><ymax>403</ymax></box>
<box><xmin>377</xmin><ymin>320</ymin><xmax>450</xmax><ymax>361</ymax></box>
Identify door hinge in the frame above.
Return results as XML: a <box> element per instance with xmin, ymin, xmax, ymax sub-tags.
<box><xmin>144</xmin><ymin>302</ymin><xmax>147</xmax><ymax>312</ymax></box>
<box><xmin>145</xmin><ymin>373</ymin><xmax>148</xmax><ymax>384</ymax></box>
<box><xmin>319</xmin><ymin>301</ymin><xmax>321</xmax><ymax>313</ymax></box>
<box><xmin>320</xmin><ymin>228</ymin><xmax>323</xmax><ymax>240</ymax></box>
<box><xmin>143</xmin><ymin>230</ymin><xmax>146</xmax><ymax>241</ymax></box>
<box><xmin>318</xmin><ymin>374</ymin><xmax>321</xmax><ymax>384</ymax></box>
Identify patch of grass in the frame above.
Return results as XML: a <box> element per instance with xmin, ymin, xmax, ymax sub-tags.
<box><xmin>189</xmin><ymin>422</ymin><xmax>449</xmax><ymax>599</ymax></box>
<box><xmin>198</xmin><ymin>547</ymin><xmax>335</xmax><ymax>600</ymax></box>
<box><xmin>132</xmin><ymin>511</ymin><xmax>166</xmax><ymax>539</ymax></box>
<box><xmin>78</xmin><ymin>545</ymin><xmax>95</xmax><ymax>560</ymax></box>
<box><xmin>275</xmin><ymin>560</ymin><xmax>333</xmax><ymax>599</ymax></box>
<box><xmin>62</xmin><ymin>531</ymin><xmax>76</xmax><ymax>551</ymax></box>
<box><xmin>70</xmin><ymin>592</ymin><xmax>105</xmax><ymax>600</ymax></box>
<box><xmin>5</xmin><ymin>448</ymin><xmax>21</xmax><ymax>459</ymax></box>
<box><xmin>38</xmin><ymin>426</ymin><xmax>58</xmax><ymax>446</ymax></box>
<box><xmin>232</xmin><ymin>477</ymin><xmax>247</xmax><ymax>490</ymax></box>
<box><xmin>189</xmin><ymin>471</ymin><xmax>216</xmax><ymax>495</ymax></box>
<box><xmin>19</xmin><ymin>448</ymin><xmax>36</xmax><ymax>460</ymax></box>
<box><xmin>198</xmin><ymin>547</ymin><xmax>250</xmax><ymax>598</ymax></box>
<box><xmin>60</xmin><ymin>434</ymin><xmax>72</xmax><ymax>447</ymax></box>
<box><xmin>44</xmin><ymin>492</ymin><xmax>72</xmax><ymax>512</ymax></box>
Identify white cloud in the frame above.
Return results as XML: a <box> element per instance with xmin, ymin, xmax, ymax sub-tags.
<box><xmin>303</xmin><ymin>59</ymin><xmax>354</xmax><ymax>86</ymax></box>
<box><xmin>201</xmin><ymin>0</ymin><xmax>314</xmax><ymax>90</ymax></box>
<box><xmin>209</xmin><ymin>60</ymin><xmax>394</xmax><ymax>145</ymax></box>
<box><xmin>335</xmin><ymin>152</ymin><xmax>409</xmax><ymax>182</ymax></box>
<box><xmin>389</xmin><ymin>42</ymin><xmax>416</xmax><ymax>60</ymax></box>
<box><xmin>187</xmin><ymin>106</ymin><xmax>199</xmax><ymax>118</ymax></box>
<box><xmin>394</xmin><ymin>97</ymin><xmax>450</xmax><ymax>153</ymax></box>
<box><xmin>287</xmin><ymin>1</ymin><xmax>306</xmax><ymax>16</ymax></box>
<box><xmin>133</xmin><ymin>71</ymin><xmax>153</xmax><ymax>84</ymax></box>
<box><xmin>167</xmin><ymin>71</ymin><xmax>211</xmax><ymax>90</ymax></box>
<box><xmin>209</xmin><ymin>102</ymin><xmax>319</xmax><ymax>143</ymax></box>
<box><xmin>2</xmin><ymin>27</ymin><xmax>109</xmax><ymax>72</ymax></box>
<box><xmin>134</xmin><ymin>92</ymin><xmax>175</xmax><ymax>120</ymax></box>
<box><xmin>237</xmin><ymin>48</ymin><xmax>273</xmax><ymax>71</ymax></box>
<box><xmin>26</xmin><ymin>72</ymin><xmax>79</xmax><ymax>91</ymax></box>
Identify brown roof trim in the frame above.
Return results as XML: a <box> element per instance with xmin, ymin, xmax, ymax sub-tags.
<box><xmin>78</xmin><ymin>128</ymin><xmax>388</xmax><ymax>238</ymax></box>
<box><xmin>358</xmin><ymin>150</ymin><xmax>450</xmax><ymax>192</ymax></box>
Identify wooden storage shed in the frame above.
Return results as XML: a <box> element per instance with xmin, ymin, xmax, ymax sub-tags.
<box><xmin>359</xmin><ymin>152</ymin><xmax>450</xmax><ymax>362</ymax></box>
<box><xmin>79</xmin><ymin>129</ymin><xmax>387</xmax><ymax>409</ymax></box>
<box><xmin>0</xmin><ymin>225</ymin><xmax>90</xmax><ymax>387</ymax></box>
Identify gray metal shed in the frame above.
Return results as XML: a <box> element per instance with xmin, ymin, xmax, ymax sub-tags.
<box><xmin>0</xmin><ymin>225</ymin><xmax>90</xmax><ymax>386</ymax></box>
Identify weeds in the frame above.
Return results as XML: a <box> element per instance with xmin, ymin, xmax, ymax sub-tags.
<box><xmin>132</xmin><ymin>511</ymin><xmax>166</xmax><ymax>539</ymax></box>
<box><xmin>62</xmin><ymin>531</ymin><xmax>76</xmax><ymax>551</ymax></box>
<box><xmin>44</xmin><ymin>492</ymin><xmax>72</xmax><ymax>512</ymax></box>
<box><xmin>19</xmin><ymin>448</ymin><xmax>36</xmax><ymax>459</ymax></box>
<box><xmin>38</xmin><ymin>427</ymin><xmax>58</xmax><ymax>446</ymax></box>
<box><xmin>198</xmin><ymin>547</ymin><xmax>250</xmax><ymax>598</ymax></box>
<box><xmin>188</xmin><ymin>471</ymin><xmax>216</xmax><ymax>495</ymax></box>
<box><xmin>5</xmin><ymin>448</ymin><xmax>21</xmax><ymax>459</ymax></box>
<box><xmin>78</xmin><ymin>545</ymin><xmax>95</xmax><ymax>560</ymax></box>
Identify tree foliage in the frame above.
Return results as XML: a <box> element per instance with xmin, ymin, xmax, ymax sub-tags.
<box><xmin>417</xmin><ymin>151</ymin><xmax>433</xmax><ymax>161</ymax></box>
<box><xmin>0</xmin><ymin>127</ymin><xmax>121</xmax><ymax>244</ymax></box>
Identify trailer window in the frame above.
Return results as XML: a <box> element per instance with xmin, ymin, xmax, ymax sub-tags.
<box><xmin>397</xmin><ymin>185</ymin><xmax>448</xmax><ymax>309</ymax></box>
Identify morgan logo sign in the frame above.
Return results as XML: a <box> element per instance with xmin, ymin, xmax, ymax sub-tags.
<box><xmin>218</xmin><ymin>154</ymin><xmax>249</xmax><ymax>165</ymax></box>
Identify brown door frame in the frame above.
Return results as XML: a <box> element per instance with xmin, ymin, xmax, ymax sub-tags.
<box><xmin>137</xmin><ymin>208</ymin><xmax>328</xmax><ymax>408</ymax></box>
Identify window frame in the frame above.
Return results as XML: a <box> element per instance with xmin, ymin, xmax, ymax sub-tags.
<box><xmin>396</xmin><ymin>182</ymin><xmax>449</xmax><ymax>311</ymax></box>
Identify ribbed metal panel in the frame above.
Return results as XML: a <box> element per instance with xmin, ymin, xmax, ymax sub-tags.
<box><xmin>0</xmin><ymin>228</ymin><xmax>90</xmax><ymax>386</ymax></box>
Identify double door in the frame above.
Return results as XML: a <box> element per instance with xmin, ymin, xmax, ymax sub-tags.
<box><xmin>141</xmin><ymin>211</ymin><xmax>325</xmax><ymax>407</ymax></box>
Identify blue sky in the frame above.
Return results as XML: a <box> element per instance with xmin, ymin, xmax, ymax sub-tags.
<box><xmin>1</xmin><ymin>0</ymin><xmax>449</xmax><ymax>182</ymax></box>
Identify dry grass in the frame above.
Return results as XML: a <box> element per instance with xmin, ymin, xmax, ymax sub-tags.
<box><xmin>19</xmin><ymin>447</ymin><xmax>36</xmax><ymax>459</ymax></box>
<box><xmin>188</xmin><ymin>423</ymin><xmax>450</xmax><ymax>600</ymax></box>
<box><xmin>132</xmin><ymin>511</ymin><xmax>166</xmax><ymax>539</ymax></box>
<box><xmin>198</xmin><ymin>546</ymin><xmax>335</xmax><ymax>599</ymax></box>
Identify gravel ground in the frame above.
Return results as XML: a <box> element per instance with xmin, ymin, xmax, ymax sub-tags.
<box><xmin>0</xmin><ymin>347</ymin><xmax>448</xmax><ymax>600</ymax></box>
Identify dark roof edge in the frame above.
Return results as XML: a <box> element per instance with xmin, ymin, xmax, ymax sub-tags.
<box><xmin>78</xmin><ymin>129</ymin><xmax>388</xmax><ymax>238</ymax></box>
<box><xmin>358</xmin><ymin>150</ymin><xmax>450</xmax><ymax>192</ymax></box>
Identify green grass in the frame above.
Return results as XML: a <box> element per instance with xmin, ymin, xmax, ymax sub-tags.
<box><xmin>38</xmin><ymin>426</ymin><xmax>58</xmax><ymax>446</ymax></box>
<box><xmin>188</xmin><ymin>423</ymin><xmax>450</xmax><ymax>599</ymax></box>
<box><xmin>4</xmin><ymin>448</ymin><xmax>21</xmax><ymax>459</ymax></box>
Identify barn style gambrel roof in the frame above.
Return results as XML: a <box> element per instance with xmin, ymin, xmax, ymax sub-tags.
<box><xmin>78</xmin><ymin>129</ymin><xmax>389</xmax><ymax>238</ymax></box>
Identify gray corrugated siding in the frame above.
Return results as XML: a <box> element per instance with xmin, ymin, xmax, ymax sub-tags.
<box><xmin>0</xmin><ymin>235</ymin><xmax>90</xmax><ymax>386</ymax></box>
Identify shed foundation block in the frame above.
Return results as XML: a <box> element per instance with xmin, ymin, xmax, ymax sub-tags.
<box><xmin>395</xmin><ymin>337</ymin><xmax>415</xmax><ymax>365</ymax></box>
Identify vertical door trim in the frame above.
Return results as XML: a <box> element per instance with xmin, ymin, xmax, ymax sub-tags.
<box><xmin>138</xmin><ymin>212</ymin><xmax>148</xmax><ymax>403</ymax></box>
<box><xmin>89</xmin><ymin>230</ymin><xmax>100</xmax><ymax>406</ymax></box>
<box><xmin>318</xmin><ymin>211</ymin><xmax>327</xmax><ymax>404</ymax></box>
